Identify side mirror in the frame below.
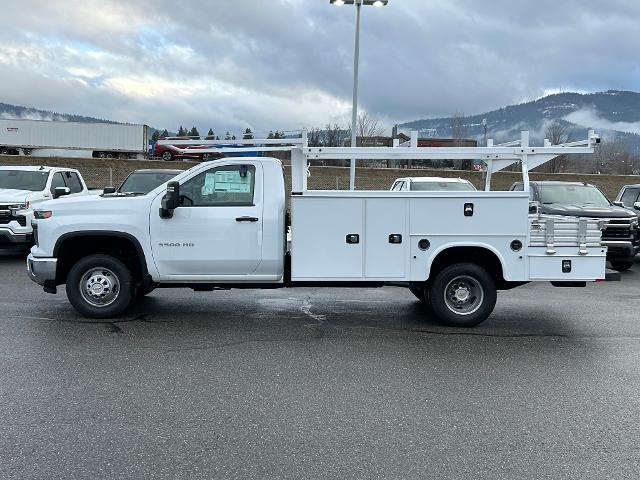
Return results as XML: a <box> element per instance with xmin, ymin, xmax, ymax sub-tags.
<box><xmin>634</xmin><ymin>202</ymin><xmax>640</xmax><ymax>211</ymax></box>
<box><xmin>103</xmin><ymin>187</ymin><xmax>116</xmax><ymax>194</ymax></box>
<box><xmin>52</xmin><ymin>186</ymin><xmax>71</xmax><ymax>199</ymax></box>
<box><xmin>613</xmin><ymin>201</ymin><xmax>624</xmax><ymax>207</ymax></box>
<box><xmin>159</xmin><ymin>181</ymin><xmax>180</xmax><ymax>218</ymax></box>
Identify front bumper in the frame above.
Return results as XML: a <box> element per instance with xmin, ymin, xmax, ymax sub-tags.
<box><xmin>601</xmin><ymin>240</ymin><xmax>638</xmax><ymax>259</ymax></box>
<box><xmin>27</xmin><ymin>254</ymin><xmax>58</xmax><ymax>290</ymax></box>
<box><xmin>0</xmin><ymin>227</ymin><xmax>31</xmax><ymax>245</ymax></box>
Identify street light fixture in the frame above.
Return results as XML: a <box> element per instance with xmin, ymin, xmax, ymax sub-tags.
<box><xmin>330</xmin><ymin>0</ymin><xmax>389</xmax><ymax>190</ymax></box>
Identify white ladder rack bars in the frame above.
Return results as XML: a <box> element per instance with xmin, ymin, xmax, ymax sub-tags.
<box><xmin>157</xmin><ymin>129</ymin><xmax>600</xmax><ymax>193</ymax></box>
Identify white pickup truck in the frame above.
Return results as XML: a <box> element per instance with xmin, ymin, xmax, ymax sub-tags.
<box><xmin>27</xmin><ymin>131</ymin><xmax>615</xmax><ymax>327</ymax></box>
<box><xmin>0</xmin><ymin>166</ymin><xmax>90</xmax><ymax>248</ymax></box>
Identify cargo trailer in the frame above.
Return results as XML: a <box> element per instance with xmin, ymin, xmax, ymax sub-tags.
<box><xmin>0</xmin><ymin>119</ymin><xmax>149</xmax><ymax>159</ymax></box>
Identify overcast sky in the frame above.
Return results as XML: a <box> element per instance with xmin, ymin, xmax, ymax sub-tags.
<box><xmin>1</xmin><ymin>0</ymin><xmax>639</xmax><ymax>135</ymax></box>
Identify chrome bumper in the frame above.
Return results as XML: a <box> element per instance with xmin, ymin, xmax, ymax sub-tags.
<box><xmin>27</xmin><ymin>254</ymin><xmax>57</xmax><ymax>287</ymax></box>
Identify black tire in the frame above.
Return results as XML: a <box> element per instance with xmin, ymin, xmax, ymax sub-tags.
<box><xmin>66</xmin><ymin>254</ymin><xmax>134</xmax><ymax>319</ymax></box>
<box><xmin>428</xmin><ymin>263</ymin><xmax>497</xmax><ymax>328</ymax></box>
<box><xmin>409</xmin><ymin>286</ymin><xmax>426</xmax><ymax>303</ymax></box>
<box><xmin>610</xmin><ymin>260</ymin><xmax>633</xmax><ymax>272</ymax></box>
<box><xmin>162</xmin><ymin>151</ymin><xmax>173</xmax><ymax>161</ymax></box>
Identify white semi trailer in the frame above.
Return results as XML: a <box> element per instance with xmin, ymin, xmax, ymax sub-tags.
<box><xmin>0</xmin><ymin>119</ymin><xmax>148</xmax><ymax>159</ymax></box>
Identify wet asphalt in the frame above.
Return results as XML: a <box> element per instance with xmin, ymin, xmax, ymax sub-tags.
<box><xmin>1</xmin><ymin>248</ymin><xmax>639</xmax><ymax>479</ymax></box>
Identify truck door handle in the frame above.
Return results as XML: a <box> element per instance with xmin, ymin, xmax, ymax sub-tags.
<box><xmin>236</xmin><ymin>216</ymin><xmax>259</xmax><ymax>222</ymax></box>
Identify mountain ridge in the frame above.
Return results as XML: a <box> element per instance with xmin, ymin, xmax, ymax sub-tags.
<box><xmin>399</xmin><ymin>90</ymin><xmax>640</xmax><ymax>152</ymax></box>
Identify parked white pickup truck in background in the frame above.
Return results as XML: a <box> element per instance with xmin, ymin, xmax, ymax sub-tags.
<box><xmin>0</xmin><ymin>166</ymin><xmax>90</xmax><ymax>248</ymax></box>
<box><xmin>391</xmin><ymin>176</ymin><xmax>477</xmax><ymax>192</ymax></box>
<box><xmin>27</xmin><ymin>130</ymin><xmax>616</xmax><ymax>327</ymax></box>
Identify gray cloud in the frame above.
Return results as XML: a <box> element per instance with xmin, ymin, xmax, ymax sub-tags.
<box><xmin>0</xmin><ymin>0</ymin><xmax>638</xmax><ymax>135</ymax></box>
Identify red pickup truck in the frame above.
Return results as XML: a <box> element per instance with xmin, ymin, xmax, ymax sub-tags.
<box><xmin>154</xmin><ymin>137</ymin><xmax>223</xmax><ymax>162</ymax></box>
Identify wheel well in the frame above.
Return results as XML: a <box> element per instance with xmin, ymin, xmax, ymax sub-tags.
<box><xmin>55</xmin><ymin>234</ymin><xmax>147</xmax><ymax>285</ymax></box>
<box><xmin>428</xmin><ymin>247</ymin><xmax>505</xmax><ymax>285</ymax></box>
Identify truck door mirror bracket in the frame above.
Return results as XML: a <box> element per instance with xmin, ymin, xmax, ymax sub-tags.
<box><xmin>53</xmin><ymin>186</ymin><xmax>71</xmax><ymax>199</ymax></box>
<box><xmin>160</xmin><ymin>181</ymin><xmax>180</xmax><ymax>219</ymax></box>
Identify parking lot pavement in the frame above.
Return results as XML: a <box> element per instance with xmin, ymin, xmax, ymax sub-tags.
<box><xmin>1</xmin><ymin>250</ymin><xmax>639</xmax><ymax>479</ymax></box>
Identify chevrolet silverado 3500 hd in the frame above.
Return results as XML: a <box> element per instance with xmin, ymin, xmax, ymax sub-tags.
<box><xmin>27</xmin><ymin>130</ymin><xmax>615</xmax><ymax>327</ymax></box>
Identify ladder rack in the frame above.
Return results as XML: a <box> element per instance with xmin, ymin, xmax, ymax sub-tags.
<box><xmin>157</xmin><ymin>129</ymin><xmax>600</xmax><ymax>193</ymax></box>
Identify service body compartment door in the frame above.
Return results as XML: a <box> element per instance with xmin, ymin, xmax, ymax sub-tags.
<box><xmin>364</xmin><ymin>198</ymin><xmax>407</xmax><ymax>278</ymax></box>
<box><xmin>291</xmin><ymin>197</ymin><xmax>363</xmax><ymax>279</ymax></box>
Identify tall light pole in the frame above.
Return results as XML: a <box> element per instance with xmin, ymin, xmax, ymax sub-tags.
<box><xmin>482</xmin><ymin>118</ymin><xmax>488</xmax><ymax>146</ymax></box>
<box><xmin>330</xmin><ymin>0</ymin><xmax>389</xmax><ymax>190</ymax></box>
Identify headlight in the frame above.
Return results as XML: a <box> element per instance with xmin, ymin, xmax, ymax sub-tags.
<box><xmin>34</xmin><ymin>210</ymin><xmax>53</xmax><ymax>219</ymax></box>
<box><xmin>8</xmin><ymin>201</ymin><xmax>28</xmax><ymax>214</ymax></box>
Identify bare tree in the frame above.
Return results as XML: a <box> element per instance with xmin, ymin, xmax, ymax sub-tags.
<box><xmin>545</xmin><ymin>122</ymin><xmax>573</xmax><ymax>173</ymax></box>
<box><xmin>354</xmin><ymin>112</ymin><xmax>385</xmax><ymax>146</ymax></box>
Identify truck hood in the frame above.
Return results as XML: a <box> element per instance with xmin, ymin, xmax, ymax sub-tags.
<box><xmin>0</xmin><ymin>189</ymin><xmax>43</xmax><ymax>204</ymax></box>
<box><xmin>541</xmin><ymin>203</ymin><xmax>636</xmax><ymax>219</ymax></box>
<box><xmin>39</xmin><ymin>191</ymin><xmax>153</xmax><ymax>213</ymax></box>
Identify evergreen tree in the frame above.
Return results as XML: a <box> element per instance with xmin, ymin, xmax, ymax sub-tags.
<box><xmin>207</xmin><ymin>128</ymin><xmax>214</xmax><ymax>137</ymax></box>
<box><xmin>151</xmin><ymin>131</ymin><xmax>159</xmax><ymax>142</ymax></box>
<box><xmin>188</xmin><ymin>126</ymin><xmax>200</xmax><ymax>137</ymax></box>
<box><xmin>225</xmin><ymin>131</ymin><xmax>231</xmax><ymax>140</ymax></box>
<box><xmin>243</xmin><ymin>128</ymin><xmax>254</xmax><ymax>139</ymax></box>
<box><xmin>160</xmin><ymin>129</ymin><xmax>169</xmax><ymax>138</ymax></box>
<box><xmin>177</xmin><ymin>126</ymin><xmax>187</xmax><ymax>137</ymax></box>
<box><xmin>267</xmin><ymin>131</ymin><xmax>274</xmax><ymax>139</ymax></box>
<box><xmin>232</xmin><ymin>135</ymin><xmax>236</xmax><ymax>140</ymax></box>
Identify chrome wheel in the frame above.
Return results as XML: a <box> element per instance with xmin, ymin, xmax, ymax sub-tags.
<box><xmin>444</xmin><ymin>275</ymin><xmax>484</xmax><ymax>316</ymax></box>
<box><xmin>79</xmin><ymin>267</ymin><xmax>121</xmax><ymax>308</ymax></box>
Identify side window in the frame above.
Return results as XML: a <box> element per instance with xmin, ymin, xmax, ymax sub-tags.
<box><xmin>64</xmin><ymin>172</ymin><xmax>83</xmax><ymax>193</ymax></box>
<box><xmin>620</xmin><ymin>188</ymin><xmax>640</xmax><ymax>207</ymax></box>
<box><xmin>391</xmin><ymin>181</ymin><xmax>402</xmax><ymax>191</ymax></box>
<box><xmin>401</xmin><ymin>181</ymin><xmax>408</xmax><ymax>191</ymax></box>
<box><xmin>512</xmin><ymin>183</ymin><xmax>524</xmax><ymax>191</ymax></box>
<box><xmin>50</xmin><ymin>172</ymin><xmax>66</xmax><ymax>193</ymax></box>
<box><xmin>179</xmin><ymin>165</ymin><xmax>256</xmax><ymax>207</ymax></box>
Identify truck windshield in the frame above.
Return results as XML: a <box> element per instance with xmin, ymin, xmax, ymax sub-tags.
<box><xmin>410</xmin><ymin>182</ymin><xmax>476</xmax><ymax>191</ymax></box>
<box><xmin>118</xmin><ymin>172</ymin><xmax>178</xmax><ymax>194</ymax></box>
<box><xmin>0</xmin><ymin>170</ymin><xmax>49</xmax><ymax>191</ymax></box>
<box><xmin>539</xmin><ymin>184</ymin><xmax>611</xmax><ymax>207</ymax></box>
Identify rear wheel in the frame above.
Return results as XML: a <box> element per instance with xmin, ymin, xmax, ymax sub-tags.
<box><xmin>428</xmin><ymin>263</ymin><xmax>497</xmax><ymax>328</ymax></box>
<box><xmin>66</xmin><ymin>254</ymin><xmax>134</xmax><ymax>318</ymax></box>
<box><xmin>610</xmin><ymin>260</ymin><xmax>633</xmax><ymax>271</ymax></box>
<box><xmin>162</xmin><ymin>151</ymin><xmax>173</xmax><ymax>161</ymax></box>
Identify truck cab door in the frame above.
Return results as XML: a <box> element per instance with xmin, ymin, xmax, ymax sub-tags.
<box><xmin>149</xmin><ymin>162</ymin><xmax>263</xmax><ymax>280</ymax></box>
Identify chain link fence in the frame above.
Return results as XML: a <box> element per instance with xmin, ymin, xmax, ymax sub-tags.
<box><xmin>0</xmin><ymin>155</ymin><xmax>635</xmax><ymax>199</ymax></box>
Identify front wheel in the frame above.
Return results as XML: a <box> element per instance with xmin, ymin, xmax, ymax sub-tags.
<box><xmin>162</xmin><ymin>151</ymin><xmax>173</xmax><ymax>161</ymax></box>
<box><xmin>66</xmin><ymin>254</ymin><xmax>134</xmax><ymax>318</ymax></box>
<box><xmin>428</xmin><ymin>263</ymin><xmax>497</xmax><ymax>328</ymax></box>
